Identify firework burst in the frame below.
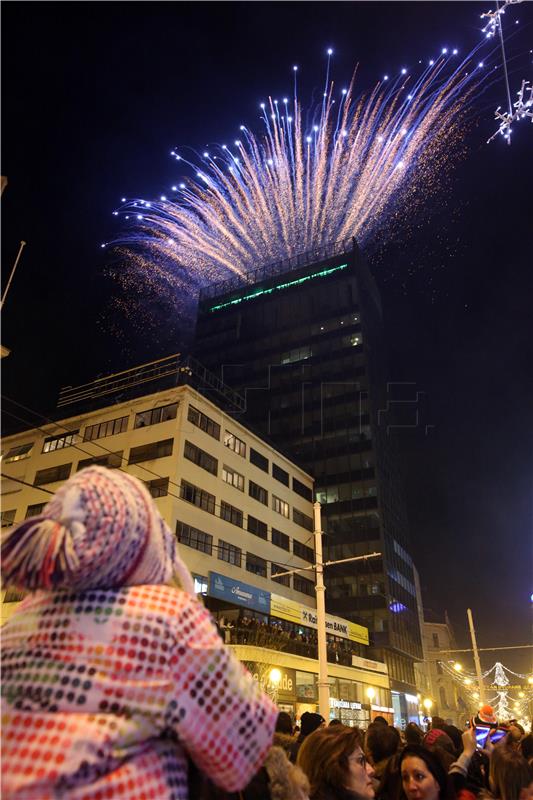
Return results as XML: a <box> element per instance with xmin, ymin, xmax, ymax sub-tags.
<box><xmin>108</xmin><ymin>44</ymin><xmax>493</xmax><ymax>300</ymax></box>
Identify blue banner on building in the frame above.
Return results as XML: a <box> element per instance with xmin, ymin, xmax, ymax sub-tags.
<box><xmin>208</xmin><ymin>571</ymin><xmax>271</xmax><ymax>614</ymax></box>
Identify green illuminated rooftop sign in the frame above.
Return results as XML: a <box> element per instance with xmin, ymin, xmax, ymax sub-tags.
<box><xmin>208</xmin><ymin>263</ymin><xmax>349</xmax><ymax>312</ymax></box>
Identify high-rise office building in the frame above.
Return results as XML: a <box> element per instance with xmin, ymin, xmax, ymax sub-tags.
<box><xmin>194</xmin><ymin>238</ymin><xmax>423</xmax><ymax>723</ymax></box>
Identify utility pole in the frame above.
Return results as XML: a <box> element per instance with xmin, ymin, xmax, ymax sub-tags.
<box><xmin>313</xmin><ymin>502</ymin><xmax>329</xmax><ymax>721</ymax></box>
<box><xmin>1</xmin><ymin>240</ymin><xmax>26</xmax><ymax>311</ymax></box>
<box><xmin>273</xmin><ymin>504</ymin><xmax>381</xmax><ymax>721</ymax></box>
<box><xmin>467</xmin><ymin>608</ymin><xmax>485</xmax><ymax>704</ymax></box>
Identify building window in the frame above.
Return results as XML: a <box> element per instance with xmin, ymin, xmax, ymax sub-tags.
<box><xmin>34</xmin><ymin>463</ymin><xmax>72</xmax><ymax>486</ymax></box>
<box><xmin>187</xmin><ymin>405</ymin><xmax>221</xmax><ymax>440</ymax></box>
<box><xmin>1</xmin><ymin>509</ymin><xmax>16</xmax><ymax>527</ymax></box>
<box><xmin>180</xmin><ymin>480</ymin><xmax>215</xmax><ymax>514</ymax></box>
<box><xmin>184</xmin><ymin>440</ymin><xmax>218</xmax><ymax>476</ymax></box>
<box><xmin>25</xmin><ymin>503</ymin><xmax>46</xmax><ymax>519</ymax></box>
<box><xmin>272</xmin><ymin>564</ymin><xmax>291</xmax><ymax>587</ymax></box>
<box><xmin>249</xmin><ymin>480</ymin><xmax>268</xmax><ymax>506</ymax></box>
<box><xmin>222</xmin><ymin>464</ymin><xmax>244</xmax><ymax>492</ymax></box>
<box><xmin>272</xmin><ymin>495</ymin><xmax>289</xmax><ymax>518</ymax></box>
<box><xmin>293</xmin><ymin>540</ymin><xmax>314</xmax><ymax>564</ymax></box>
<box><xmin>293</xmin><ymin>477</ymin><xmax>313</xmax><ymax>502</ymax></box>
<box><xmin>218</xmin><ymin>540</ymin><xmax>242</xmax><ymax>567</ymax></box>
<box><xmin>272</xmin><ymin>463</ymin><xmax>289</xmax><ymax>486</ymax></box>
<box><xmin>176</xmin><ymin>521</ymin><xmax>213</xmax><ymax>555</ymax></box>
<box><xmin>432</xmin><ymin>633</ymin><xmax>439</xmax><ymax>648</ymax></box>
<box><xmin>42</xmin><ymin>430</ymin><xmax>79</xmax><ymax>454</ymax></box>
<box><xmin>193</xmin><ymin>575</ymin><xmax>208</xmax><ymax>595</ymax></box>
<box><xmin>145</xmin><ymin>477</ymin><xmax>169</xmax><ymax>498</ymax></box>
<box><xmin>247</xmin><ymin>515</ymin><xmax>267</xmax><ymax>540</ymax></box>
<box><xmin>83</xmin><ymin>415</ymin><xmax>128</xmax><ymax>442</ymax></box>
<box><xmin>128</xmin><ymin>438</ymin><xmax>173</xmax><ymax>465</ymax></box>
<box><xmin>293</xmin><ymin>508</ymin><xmax>313</xmax><ymax>531</ymax></box>
<box><xmin>294</xmin><ymin>575</ymin><xmax>315</xmax><ymax>597</ymax></box>
<box><xmin>220</xmin><ymin>500</ymin><xmax>243</xmax><ymax>528</ymax></box>
<box><xmin>224</xmin><ymin>430</ymin><xmax>246</xmax><ymax>457</ymax></box>
<box><xmin>77</xmin><ymin>452</ymin><xmax>123</xmax><ymax>471</ymax></box>
<box><xmin>272</xmin><ymin>528</ymin><xmax>290</xmax><ymax>551</ymax></box>
<box><xmin>250</xmin><ymin>448</ymin><xmax>269</xmax><ymax>473</ymax></box>
<box><xmin>246</xmin><ymin>553</ymin><xmax>267</xmax><ymax>578</ymax></box>
<box><xmin>281</xmin><ymin>345</ymin><xmax>312</xmax><ymax>364</ymax></box>
<box><xmin>436</xmin><ymin>662</ymin><xmax>443</xmax><ymax>675</ymax></box>
<box><xmin>3</xmin><ymin>442</ymin><xmax>33</xmax><ymax>463</ymax></box>
<box><xmin>134</xmin><ymin>402</ymin><xmax>178</xmax><ymax>429</ymax></box>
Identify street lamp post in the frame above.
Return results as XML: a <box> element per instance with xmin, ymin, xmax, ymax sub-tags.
<box><xmin>313</xmin><ymin>502</ymin><xmax>330</xmax><ymax>721</ymax></box>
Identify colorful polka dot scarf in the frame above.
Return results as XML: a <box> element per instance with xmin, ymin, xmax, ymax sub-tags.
<box><xmin>1</xmin><ymin>584</ymin><xmax>278</xmax><ymax>798</ymax></box>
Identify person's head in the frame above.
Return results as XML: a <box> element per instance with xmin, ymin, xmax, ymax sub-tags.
<box><xmin>489</xmin><ymin>744</ymin><xmax>533</xmax><ymax>800</ymax></box>
<box><xmin>373</xmin><ymin>716</ymin><xmax>389</xmax><ymax>727</ymax></box>
<box><xmin>430</xmin><ymin>717</ymin><xmax>447</xmax><ymax>731</ymax></box>
<box><xmin>366</xmin><ymin>722</ymin><xmax>401</xmax><ymax>764</ymax></box>
<box><xmin>298</xmin><ymin>726</ymin><xmax>375</xmax><ymax>799</ymax></box>
<box><xmin>329</xmin><ymin>718</ymin><xmax>343</xmax><ymax>726</ymax></box>
<box><xmin>1</xmin><ymin>466</ymin><xmax>194</xmax><ymax>594</ymax></box>
<box><xmin>299</xmin><ymin>711</ymin><xmax>325</xmax><ymax>737</ymax></box>
<box><xmin>440</xmin><ymin>725</ymin><xmax>462</xmax><ymax>755</ymax></box>
<box><xmin>399</xmin><ymin>745</ymin><xmax>451</xmax><ymax>800</ymax></box>
<box><xmin>275</xmin><ymin>711</ymin><xmax>294</xmax><ymax>736</ymax></box>
<box><xmin>405</xmin><ymin>723</ymin><xmax>425</xmax><ymax>747</ymax></box>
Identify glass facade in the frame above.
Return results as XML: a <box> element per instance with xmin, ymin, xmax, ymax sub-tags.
<box><xmin>193</xmin><ymin>243</ymin><xmax>423</xmax><ymax>691</ymax></box>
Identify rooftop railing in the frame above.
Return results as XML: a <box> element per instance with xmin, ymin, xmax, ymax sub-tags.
<box><xmin>199</xmin><ymin>236</ymin><xmax>357</xmax><ymax>303</ymax></box>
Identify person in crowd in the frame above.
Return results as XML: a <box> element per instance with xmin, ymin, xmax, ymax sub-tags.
<box><xmin>276</xmin><ymin>712</ymin><xmax>296</xmax><ymax>737</ymax></box>
<box><xmin>479</xmin><ymin>744</ymin><xmax>533</xmax><ymax>800</ymax></box>
<box><xmin>365</xmin><ymin>723</ymin><xmax>401</xmax><ymax>800</ymax></box>
<box><xmin>441</xmin><ymin>725</ymin><xmax>463</xmax><ymax>756</ymax></box>
<box><xmin>289</xmin><ymin>712</ymin><xmax>326</xmax><ymax>763</ymax></box>
<box><xmin>1</xmin><ymin>466</ymin><xmax>277</xmax><ymax>800</ymax></box>
<box><xmin>405</xmin><ymin>723</ymin><xmax>425</xmax><ymax>747</ymax></box>
<box><xmin>521</xmin><ymin>734</ymin><xmax>533</xmax><ymax>767</ymax></box>
<box><xmin>399</xmin><ymin>745</ymin><xmax>455</xmax><ymax>800</ymax></box>
<box><xmin>366</xmin><ymin>723</ymin><xmax>401</xmax><ymax>780</ymax></box>
<box><xmin>431</xmin><ymin>717</ymin><xmax>448</xmax><ymax>731</ymax></box>
<box><xmin>298</xmin><ymin>725</ymin><xmax>375</xmax><ymax>800</ymax></box>
<box><xmin>372</xmin><ymin>716</ymin><xmax>389</xmax><ymax>727</ymax></box>
<box><xmin>423</xmin><ymin>728</ymin><xmax>458</xmax><ymax>770</ymax></box>
<box><xmin>330</xmin><ymin>719</ymin><xmax>343</xmax><ymax>727</ymax></box>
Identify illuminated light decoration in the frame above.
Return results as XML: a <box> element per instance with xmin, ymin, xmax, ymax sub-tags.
<box><xmin>172</xmin><ymin>185</ymin><xmax>178</xmax><ymax>191</ymax></box>
<box><xmin>283</xmin><ymin>98</ymin><xmax>288</xmax><ymax>104</ymax></box>
<box><xmin>112</xmin><ymin>211</ymin><xmax>118</xmax><ymax>216</ymax></box>
<box><xmin>121</xmin><ymin>197</ymin><xmax>126</xmax><ymax>203</ymax></box>
<box><xmin>383</xmin><ymin>75</ymin><xmax>389</xmax><ymax>80</ymax></box>
<box><xmin>208</xmin><ymin>263</ymin><xmax>349</xmax><ymax>312</ymax></box>
<box><xmin>487</xmin><ymin>80</ymin><xmax>533</xmax><ymax>143</ymax></box>
<box><xmin>110</xmin><ymin>51</ymin><xmax>495</xmax><ymax>303</ymax></box>
<box><xmin>401</xmin><ymin>68</ymin><xmax>407</xmax><ymax>75</ymax></box>
<box><xmin>101</xmin><ymin>243</ymin><xmax>106</xmax><ymax>248</ymax></box>
<box><xmin>481</xmin><ymin>0</ymin><xmax>523</xmax><ymax>38</ymax></box>
<box><xmin>389</xmin><ymin>601</ymin><xmax>407</xmax><ymax>613</ymax></box>
<box><xmin>327</xmin><ymin>48</ymin><xmax>333</xmax><ymax>55</ymax></box>
<box><xmin>442</xmin><ymin>48</ymin><xmax>448</xmax><ymax>54</ymax></box>
<box><xmin>453</xmin><ymin>49</ymin><xmax>459</xmax><ymax>55</ymax></box>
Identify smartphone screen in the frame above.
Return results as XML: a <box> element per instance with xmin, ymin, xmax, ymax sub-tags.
<box><xmin>475</xmin><ymin>725</ymin><xmax>507</xmax><ymax>747</ymax></box>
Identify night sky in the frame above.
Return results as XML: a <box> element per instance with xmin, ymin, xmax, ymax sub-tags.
<box><xmin>2</xmin><ymin>3</ymin><xmax>532</xmax><ymax>673</ymax></box>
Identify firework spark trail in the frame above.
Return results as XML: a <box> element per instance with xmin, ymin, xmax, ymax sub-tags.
<box><xmin>111</xmin><ymin>41</ymin><xmax>499</xmax><ymax>295</ymax></box>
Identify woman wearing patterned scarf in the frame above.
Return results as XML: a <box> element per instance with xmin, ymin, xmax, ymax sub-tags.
<box><xmin>1</xmin><ymin>466</ymin><xmax>277</xmax><ymax>800</ymax></box>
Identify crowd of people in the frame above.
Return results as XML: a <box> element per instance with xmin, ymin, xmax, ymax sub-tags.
<box><xmin>1</xmin><ymin>465</ymin><xmax>531</xmax><ymax>800</ymax></box>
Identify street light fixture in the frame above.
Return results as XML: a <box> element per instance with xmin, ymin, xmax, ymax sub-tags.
<box><xmin>453</xmin><ymin>662</ymin><xmax>463</xmax><ymax>672</ymax></box>
<box><xmin>423</xmin><ymin>698</ymin><xmax>433</xmax><ymax>712</ymax></box>
<box><xmin>367</xmin><ymin>687</ymin><xmax>376</xmax><ymax>701</ymax></box>
<box><xmin>269</xmin><ymin>668</ymin><xmax>282</xmax><ymax>686</ymax></box>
